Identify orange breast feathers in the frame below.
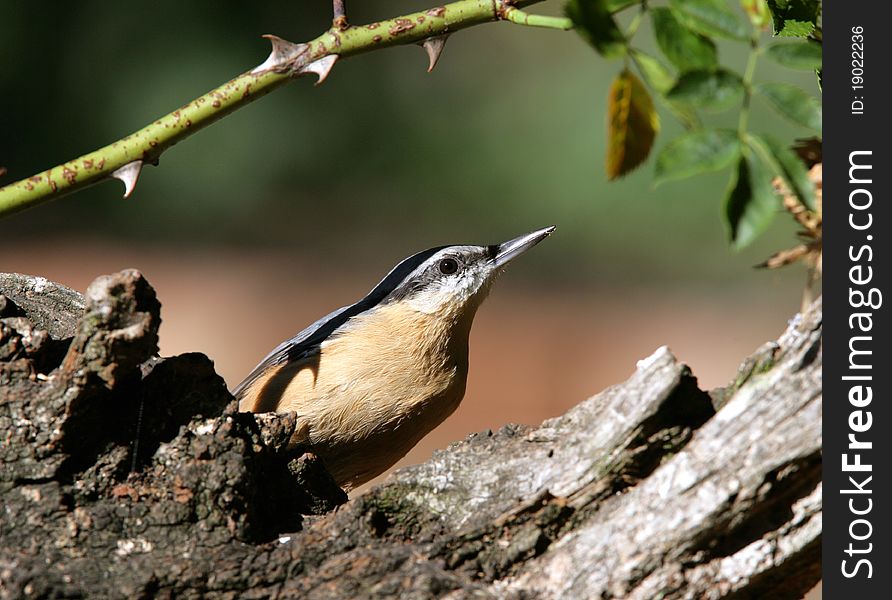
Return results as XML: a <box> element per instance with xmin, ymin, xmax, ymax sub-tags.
<box><xmin>236</xmin><ymin>301</ymin><xmax>476</xmax><ymax>489</ymax></box>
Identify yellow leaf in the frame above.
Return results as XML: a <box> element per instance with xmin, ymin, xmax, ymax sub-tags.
<box><xmin>606</xmin><ymin>69</ymin><xmax>660</xmax><ymax>180</ymax></box>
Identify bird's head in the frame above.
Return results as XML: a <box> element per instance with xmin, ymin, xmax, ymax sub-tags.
<box><xmin>378</xmin><ymin>226</ymin><xmax>555</xmax><ymax>319</ymax></box>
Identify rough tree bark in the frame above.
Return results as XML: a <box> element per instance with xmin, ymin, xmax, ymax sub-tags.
<box><xmin>0</xmin><ymin>270</ymin><xmax>821</xmax><ymax>599</ymax></box>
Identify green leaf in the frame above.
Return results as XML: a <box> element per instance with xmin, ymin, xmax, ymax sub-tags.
<box><xmin>606</xmin><ymin>0</ymin><xmax>640</xmax><ymax>10</ymax></box>
<box><xmin>755</xmin><ymin>82</ymin><xmax>822</xmax><ymax>132</ymax></box>
<box><xmin>630</xmin><ymin>50</ymin><xmax>700</xmax><ymax>128</ymax></box>
<box><xmin>567</xmin><ymin>0</ymin><xmax>627</xmax><ymax>58</ymax></box>
<box><xmin>765</xmin><ymin>0</ymin><xmax>820</xmax><ymax>37</ymax></box>
<box><xmin>724</xmin><ymin>151</ymin><xmax>779</xmax><ymax>248</ymax></box>
<box><xmin>606</xmin><ymin>69</ymin><xmax>660</xmax><ymax>180</ymax></box>
<box><xmin>651</xmin><ymin>8</ymin><xmax>718</xmax><ymax>72</ymax></box>
<box><xmin>747</xmin><ymin>133</ymin><xmax>816</xmax><ymax>209</ymax></box>
<box><xmin>654</xmin><ymin>128</ymin><xmax>740</xmax><ymax>185</ymax></box>
<box><xmin>766</xmin><ymin>40</ymin><xmax>822</xmax><ymax>70</ymax></box>
<box><xmin>666</xmin><ymin>69</ymin><xmax>744</xmax><ymax>112</ymax></box>
<box><xmin>777</xmin><ymin>19</ymin><xmax>815</xmax><ymax>37</ymax></box>
<box><xmin>669</xmin><ymin>0</ymin><xmax>749</xmax><ymax>40</ymax></box>
<box><xmin>630</xmin><ymin>49</ymin><xmax>675</xmax><ymax>94</ymax></box>
<box><xmin>740</xmin><ymin>0</ymin><xmax>771</xmax><ymax>29</ymax></box>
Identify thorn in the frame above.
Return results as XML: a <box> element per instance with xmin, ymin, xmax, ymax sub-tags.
<box><xmin>298</xmin><ymin>55</ymin><xmax>338</xmax><ymax>85</ymax></box>
<box><xmin>420</xmin><ymin>35</ymin><xmax>449</xmax><ymax>73</ymax></box>
<box><xmin>252</xmin><ymin>35</ymin><xmax>309</xmax><ymax>75</ymax></box>
<box><xmin>112</xmin><ymin>160</ymin><xmax>143</xmax><ymax>198</ymax></box>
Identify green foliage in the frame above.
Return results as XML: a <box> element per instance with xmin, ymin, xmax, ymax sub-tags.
<box><xmin>755</xmin><ymin>82</ymin><xmax>822</xmax><ymax>132</ymax></box>
<box><xmin>606</xmin><ymin>0</ymin><xmax>641</xmax><ymax>10</ymax></box>
<box><xmin>666</xmin><ymin>70</ymin><xmax>745</xmax><ymax>112</ymax></box>
<box><xmin>655</xmin><ymin>129</ymin><xmax>740</xmax><ymax>185</ymax></box>
<box><xmin>669</xmin><ymin>0</ymin><xmax>749</xmax><ymax>40</ymax></box>
<box><xmin>766</xmin><ymin>40</ymin><xmax>822</xmax><ymax>69</ymax></box>
<box><xmin>764</xmin><ymin>0</ymin><xmax>821</xmax><ymax>37</ymax></box>
<box><xmin>739</xmin><ymin>0</ymin><xmax>771</xmax><ymax>28</ymax></box>
<box><xmin>746</xmin><ymin>134</ymin><xmax>816</xmax><ymax>209</ymax></box>
<box><xmin>724</xmin><ymin>150</ymin><xmax>777</xmax><ymax>248</ymax></box>
<box><xmin>651</xmin><ymin>8</ymin><xmax>718</xmax><ymax>71</ymax></box>
<box><xmin>566</xmin><ymin>0</ymin><xmax>627</xmax><ymax>58</ymax></box>
<box><xmin>630</xmin><ymin>50</ymin><xmax>675</xmax><ymax>94</ymax></box>
<box><xmin>569</xmin><ymin>0</ymin><xmax>822</xmax><ymax>249</ymax></box>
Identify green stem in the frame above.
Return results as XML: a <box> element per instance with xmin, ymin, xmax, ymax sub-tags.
<box><xmin>738</xmin><ymin>36</ymin><xmax>760</xmax><ymax>138</ymax></box>
<box><xmin>501</xmin><ymin>8</ymin><xmax>573</xmax><ymax>30</ymax></box>
<box><xmin>624</xmin><ymin>6</ymin><xmax>646</xmax><ymax>40</ymax></box>
<box><xmin>612</xmin><ymin>0</ymin><xmax>645</xmax><ymax>15</ymax></box>
<box><xmin>0</xmin><ymin>0</ymin><xmax>551</xmax><ymax>219</ymax></box>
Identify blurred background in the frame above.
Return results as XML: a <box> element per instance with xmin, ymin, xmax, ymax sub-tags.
<box><xmin>1</xmin><ymin>3</ymin><xmax>815</xmax><ymax>487</ymax></box>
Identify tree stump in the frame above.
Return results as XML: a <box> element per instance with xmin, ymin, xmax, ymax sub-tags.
<box><xmin>0</xmin><ymin>270</ymin><xmax>821</xmax><ymax>599</ymax></box>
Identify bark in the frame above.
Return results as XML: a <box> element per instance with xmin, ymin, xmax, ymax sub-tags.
<box><xmin>0</xmin><ymin>270</ymin><xmax>821</xmax><ymax>599</ymax></box>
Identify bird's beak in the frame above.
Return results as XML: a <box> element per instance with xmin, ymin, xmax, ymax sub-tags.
<box><xmin>492</xmin><ymin>226</ymin><xmax>556</xmax><ymax>268</ymax></box>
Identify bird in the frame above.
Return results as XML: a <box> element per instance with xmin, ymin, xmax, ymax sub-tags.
<box><xmin>234</xmin><ymin>226</ymin><xmax>555</xmax><ymax>490</ymax></box>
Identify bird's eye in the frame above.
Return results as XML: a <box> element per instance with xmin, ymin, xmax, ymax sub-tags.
<box><xmin>438</xmin><ymin>258</ymin><xmax>459</xmax><ymax>275</ymax></box>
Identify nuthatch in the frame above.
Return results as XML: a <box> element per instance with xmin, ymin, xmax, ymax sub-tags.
<box><xmin>234</xmin><ymin>226</ymin><xmax>555</xmax><ymax>490</ymax></box>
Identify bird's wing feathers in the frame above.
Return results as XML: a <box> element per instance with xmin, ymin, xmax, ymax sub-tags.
<box><xmin>232</xmin><ymin>246</ymin><xmax>447</xmax><ymax>400</ymax></box>
<box><xmin>231</xmin><ymin>305</ymin><xmax>350</xmax><ymax>398</ymax></box>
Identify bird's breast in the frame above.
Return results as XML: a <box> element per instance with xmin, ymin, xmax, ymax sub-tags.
<box><xmin>264</xmin><ymin>302</ymin><xmax>474</xmax><ymax>489</ymax></box>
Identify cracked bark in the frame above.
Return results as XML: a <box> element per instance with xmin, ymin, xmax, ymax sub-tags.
<box><xmin>0</xmin><ymin>271</ymin><xmax>821</xmax><ymax>599</ymax></box>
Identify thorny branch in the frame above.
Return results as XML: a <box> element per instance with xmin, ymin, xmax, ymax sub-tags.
<box><xmin>0</xmin><ymin>0</ymin><xmax>560</xmax><ymax>219</ymax></box>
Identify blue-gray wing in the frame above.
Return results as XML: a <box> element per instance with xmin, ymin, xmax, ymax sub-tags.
<box><xmin>232</xmin><ymin>244</ymin><xmax>447</xmax><ymax>400</ymax></box>
<box><xmin>231</xmin><ymin>305</ymin><xmax>351</xmax><ymax>398</ymax></box>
